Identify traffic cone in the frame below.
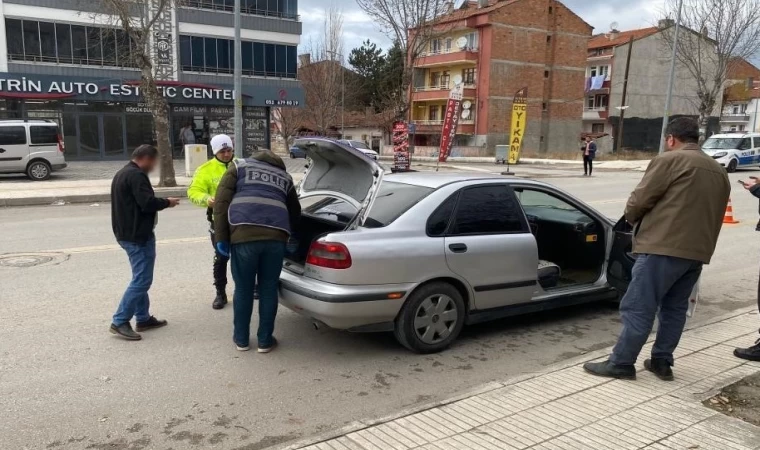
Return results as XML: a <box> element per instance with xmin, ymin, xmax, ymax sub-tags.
<box><xmin>724</xmin><ymin>198</ymin><xmax>740</xmax><ymax>224</ymax></box>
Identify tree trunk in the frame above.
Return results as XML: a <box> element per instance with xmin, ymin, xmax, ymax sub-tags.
<box><xmin>141</xmin><ymin>67</ymin><xmax>176</xmax><ymax>187</ymax></box>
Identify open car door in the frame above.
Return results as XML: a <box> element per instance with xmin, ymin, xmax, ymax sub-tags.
<box><xmin>607</xmin><ymin>217</ymin><xmax>635</xmax><ymax>294</ymax></box>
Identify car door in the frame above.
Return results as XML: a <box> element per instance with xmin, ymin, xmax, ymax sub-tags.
<box><xmin>443</xmin><ymin>184</ymin><xmax>538</xmax><ymax>311</ymax></box>
<box><xmin>606</xmin><ymin>217</ymin><xmax>635</xmax><ymax>294</ymax></box>
<box><xmin>0</xmin><ymin>125</ymin><xmax>29</xmax><ymax>172</ymax></box>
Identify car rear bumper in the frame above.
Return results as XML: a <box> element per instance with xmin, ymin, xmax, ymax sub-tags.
<box><xmin>52</xmin><ymin>163</ymin><xmax>67</xmax><ymax>171</ymax></box>
<box><xmin>279</xmin><ymin>270</ymin><xmax>415</xmax><ymax>330</ymax></box>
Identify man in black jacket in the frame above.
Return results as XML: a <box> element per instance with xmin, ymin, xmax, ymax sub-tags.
<box><xmin>110</xmin><ymin>145</ymin><xmax>180</xmax><ymax>340</ymax></box>
<box><xmin>736</xmin><ymin>177</ymin><xmax>760</xmax><ymax>361</ymax></box>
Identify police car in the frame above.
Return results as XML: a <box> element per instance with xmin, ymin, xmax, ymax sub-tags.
<box><xmin>702</xmin><ymin>132</ymin><xmax>760</xmax><ymax>172</ymax></box>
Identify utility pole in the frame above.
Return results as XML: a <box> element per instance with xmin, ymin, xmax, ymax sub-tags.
<box><xmin>659</xmin><ymin>0</ymin><xmax>683</xmax><ymax>154</ymax></box>
<box><xmin>233</xmin><ymin>0</ymin><xmax>243</xmax><ymax>158</ymax></box>
<box><xmin>616</xmin><ymin>35</ymin><xmax>634</xmax><ymax>152</ymax></box>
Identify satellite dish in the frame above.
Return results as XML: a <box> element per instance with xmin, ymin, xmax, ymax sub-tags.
<box><xmin>456</xmin><ymin>36</ymin><xmax>468</xmax><ymax>50</ymax></box>
<box><xmin>462</xmin><ymin>100</ymin><xmax>472</xmax><ymax>109</ymax></box>
<box><xmin>453</xmin><ymin>74</ymin><xmax>463</xmax><ymax>85</ymax></box>
<box><xmin>610</xmin><ymin>21</ymin><xmax>619</xmax><ymax>30</ymax></box>
<box><xmin>461</xmin><ymin>109</ymin><xmax>471</xmax><ymax>119</ymax></box>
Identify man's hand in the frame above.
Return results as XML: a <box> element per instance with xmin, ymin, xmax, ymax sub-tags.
<box><xmin>216</xmin><ymin>241</ymin><xmax>230</xmax><ymax>257</ymax></box>
<box><xmin>207</xmin><ymin>197</ymin><xmax>215</xmax><ymax>207</ymax></box>
<box><xmin>740</xmin><ymin>178</ymin><xmax>760</xmax><ymax>190</ymax></box>
<box><xmin>167</xmin><ymin>197</ymin><xmax>181</xmax><ymax>208</ymax></box>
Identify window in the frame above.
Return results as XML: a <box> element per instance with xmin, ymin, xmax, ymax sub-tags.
<box><xmin>427</xmin><ymin>192</ymin><xmax>459</xmax><ymax>236</ymax></box>
<box><xmin>465</xmin><ymin>32</ymin><xmax>478</xmax><ymax>50</ymax></box>
<box><xmin>462</xmin><ymin>68</ymin><xmax>476</xmax><ymax>85</ymax></box>
<box><xmin>178</xmin><ymin>35</ymin><xmax>297</xmax><ymax>78</ymax></box>
<box><xmin>56</xmin><ymin>24</ymin><xmax>72</xmax><ymax>62</ymax></box>
<box><xmin>739</xmin><ymin>125</ymin><xmax>746</xmax><ymax>131</ymax></box>
<box><xmin>445</xmin><ymin>38</ymin><xmax>452</xmax><ymax>52</ymax></box>
<box><xmin>588</xmin><ymin>65</ymin><xmax>610</xmax><ymax>78</ymax></box>
<box><xmin>39</xmin><ymin>22</ymin><xmax>56</xmax><ymax>59</ymax></box>
<box><xmin>217</xmin><ymin>38</ymin><xmax>230</xmax><ymax>70</ymax></box>
<box><xmin>430</xmin><ymin>71</ymin><xmax>441</xmax><ymax>87</ymax></box>
<box><xmin>741</xmin><ymin>104</ymin><xmax>748</xmax><ymax>113</ymax></box>
<box><xmin>544</xmin><ymin>70</ymin><xmax>550</xmax><ymax>79</ymax></box>
<box><xmin>740</xmin><ymin>137</ymin><xmax>752</xmax><ymax>150</ymax></box>
<box><xmin>23</xmin><ymin>21</ymin><xmax>40</xmax><ymax>57</ymax></box>
<box><xmin>190</xmin><ymin>36</ymin><xmax>204</xmax><ymax>69</ymax></box>
<box><xmin>86</xmin><ymin>27</ymin><xmax>102</xmax><ymax>63</ymax></box>
<box><xmin>6</xmin><ymin>19</ymin><xmax>22</xmax><ymax>56</ymax></box>
<box><xmin>431</xmin><ymin>39</ymin><xmax>441</xmax><ymax>54</ymax></box>
<box><xmin>102</xmin><ymin>28</ymin><xmax>117</xmax><ymax>65</ymax></box>
<box><xmin>450</xmin><ymin>186</ymin><xmax>526</xmax><ymax>235</ymax></box>
<box><xmin>186</xmin><ymin>0</ymin><xmax>298</xmax><ymax>19</ymax></box>
<box><xmin>0</xmin><ymin>126</ymin><xmax>27</xmax><ymax>145</ymax></box>
<box><xmin>441</xmin><ymin>71</ymin><xmax>450</xmax><ymax>88</ymax></box>
<box><xmin>542</xmin><ymin>102</ymin><xmax>548</xmax><ymax>111</ymax></box>
<box><xmin>286</xmin><ymin>45</ymin><xmax>297</xmax><ymax>77</ymax></box>
<box><xmin>275</xmin><ymin>44</ymin><xmax>287</xmax><ymax>77</ymax></box>
<box><xmin>546</xmin><ymin>35</ymin><xmax>552</xmax><ymax>43</ymax></box>
<box><xmin>364</xmin><ymin>182</ymin><xmax>434</xmax><ymax>228</ymax></box>
<box><xmin>242</xmin><ymin>41</ymin><xmax>253</xmax><ymax>70</ymax></box>
<box><xmin>30</xmin><ymin>126</ymin><xmax>58</xmax><ymax>144</ymax></box>
<box><xmin>429</xmin><ymin>106</ymin><xmax>440</xmax><ymax>121</ymax></box>
<box><xmin>265</xmin><ymin>44</ymin><xmax>276</xmax><ymax>76</ymax></box>
<box><xmin>591</xmin><ymin>123</ymin><xmax>605</xmax><ymax>133</ymax></box>
<box><xmin>72</xmin><ymin>25</ymin><xmax>87</xmax><ymax>62</ymax></box>
<box><xmin>204</xmin><ymin>37</ymin><xmax>217</xmax><ymax>68</ymax></box>
<box><xmin>253</xmin><ymin>42</ymin><xmax>265</xmax><ymax>74</ymax></box>
<box><xmin>586</xmin><ymin>94</ymin><xmax>608</xmax><ymax>110</ymax></box>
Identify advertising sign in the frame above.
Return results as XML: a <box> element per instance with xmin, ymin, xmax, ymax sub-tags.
<box><xmin>507</xmin><ymin>87</ymin><xmax>528</xmax><ymax>165</ymax></box>
<box><xmin>392</xmin><ymin>121</ymin><xmax>410</xmax><ymax>172</ymax></box>
<box><xmin>438</xmin><ymin>84</ymin><xmax>464</xmax><ymax>163</ymax></box>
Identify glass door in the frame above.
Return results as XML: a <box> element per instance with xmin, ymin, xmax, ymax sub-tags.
<box><xmin>78</xmin><ymin>114</ymin><xmax>101</xmax><ymax>159</ymax></box>
<box><xmin>103</xmin><ymin>114</ymin><xmax>126</xmax><ymax>159</ymax></box>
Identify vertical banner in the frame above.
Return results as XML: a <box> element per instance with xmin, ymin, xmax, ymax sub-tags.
<box><xmin>508</xmin><ymin>87</ymin><xmax>528</xmax><ymax>165</ymax></box>
<box><xmin>392</xmin><ymin>121</ymin><xmax>410</xmax><ymax>172</ymax></box>
<box><xmin>438</xmin><ymin>84</ymin><xmax>464</xmax><ymax>163</ymax></box>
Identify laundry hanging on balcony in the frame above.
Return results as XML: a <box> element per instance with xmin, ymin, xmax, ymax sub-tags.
<box><xmin>590</xmin><ymin>75</ymin><xmax>606</xmax><ymax>91</ymax></box>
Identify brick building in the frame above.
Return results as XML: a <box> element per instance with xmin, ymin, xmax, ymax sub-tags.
<box><xmin>409</xmin><ymin>0</ymin><xmax>592</xmax><ymax>154</ymax></box>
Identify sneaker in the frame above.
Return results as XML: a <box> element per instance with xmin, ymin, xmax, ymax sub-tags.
<box><xmin>583</xmin><ymin>360</ymin><xmax>636</xmax><ymax>380</ymax></box>
<box><xmin>212</xmin><ymin>290</ymin><xmax>228</xmax><ymax>310</ymax></box>
<box><xmin>734</xmin><ymin>338</ymin><xmax>760</xmax><ymax>362</ymax></box>
<box><xmin>135</xmin><ymin>316</ymin><xmax>168</xmax><ymax>332</ymax></box>
<box><xmin>109</xmin><ymin>323</ymin><xmax>141</xmax><ymax>341</ymax></box>
<box><xmin>644</xmin><ymin>358</ymin><xmax>674</xmax><ymax>381</ymax></box>
<box><xmin>235</xmin><ymin>343</ymin><xmax>251</xmax><ymax>352</ymax></box>
<box><xmin>258</xmin><ymin>337</ymin><xmax>278</xmax><ymax>354</ymax></box>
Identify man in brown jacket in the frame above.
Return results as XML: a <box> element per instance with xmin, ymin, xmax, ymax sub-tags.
<box><xmin>585</xmin><ymin>118</ymin><xmax>730</xmax><ymax>381</ymax></box>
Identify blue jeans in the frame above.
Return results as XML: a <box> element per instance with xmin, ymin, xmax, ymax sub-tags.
<box><xmin>611</xmin><ymin>254</ymin><xmax>702</xmax><ymax>366</ymax></box>
<box><xmin>112</xmin><ymin>238</ymin><xmax>156</xmax><ymax>326</ymax></box>
<box><xmin>231</xmin><ymin>240</ymin><xmax>286</xmax><ymax>347</ymax></box>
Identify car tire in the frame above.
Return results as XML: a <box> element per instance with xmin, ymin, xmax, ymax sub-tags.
<box><xmin>727</xmin><ymin>159</ymin><xmax>738</xmax><ymax>173</ymax></box>
<box><xmin>394</xmin><ymin>282</ymin><xmax>466</xmax><ymax>354</ymax></box>
<box><xmin>27</xmin><ymin>160</ymin><xmax>52</xmax><ymax>181</ymax></box>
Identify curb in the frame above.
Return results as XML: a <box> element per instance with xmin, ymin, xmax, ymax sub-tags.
<box><xmin>269</xmin><ymin>305</ymin><xmax>758</xmax><ymax>450</ymax></box>
<box><xmin>0</xmin><ymin>187</ymin><xmax>188</xmax><ymax>207</ymax></box>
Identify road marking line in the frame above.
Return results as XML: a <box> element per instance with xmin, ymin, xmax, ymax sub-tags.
<box><xmin>52</xmin><ymin>237</ymin><xmax>207</xmax><ymax>255</ymax></box>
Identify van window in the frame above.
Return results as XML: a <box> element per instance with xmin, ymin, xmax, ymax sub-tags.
<box><xmin>30</xmin><ymin>126</ymin><xmax>58</xmax><ymax>145</ymax></box>
<box><xmin>0</xmin><ymin>126</ymin><xmax>27</xmax><ymax>145</ymax></box>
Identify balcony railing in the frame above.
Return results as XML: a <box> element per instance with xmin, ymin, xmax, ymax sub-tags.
<box><xmin>413</xmin><ymin>83</ymin><xmax>476</xmax><ymax>92</ymax></box>
<box><xmin>420</xmin><ymin>46</ymin><xmax>478</xmax><ymax>57</ymax></box>
<box><xmin>413</xmin><ymin>119</ymin><xmax>475</xmax><ymax>126</ymax></box>
<box><xmin>583</xmin><ymin>106</ymin><xmax>608</xmax><ymax>112</ymax></box>
<box><xmin>183</xmin><ymin>0</ymin><xmax>300</xmax><ymax>21</ymax></box>
<box><xmin>721</xmin><ymin>114</ymin><xmax>750</xmax><ymax>122</ymax></box>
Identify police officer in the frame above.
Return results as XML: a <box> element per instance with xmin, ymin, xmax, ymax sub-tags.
<box><xmin>187</xmin><ymin>134</ymin><xmax>235</xmax><ymax>310</ymax></box>
<box><xmin>213</xmin><ymin>149</ymin><xmax>301</xmax><ymax>353</ymax></box>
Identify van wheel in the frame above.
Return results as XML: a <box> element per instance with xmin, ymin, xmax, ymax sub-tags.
<box><xmin>394</xmin><ymin>282</ymin><xmax>465</xmax><ymax>354</ymax></box>
<box><xmin>27</xmin><ymin>161</ymin><xmax>52</xmax><ymax>181</ymax></box>
<box><xmin>727</xmin><ymin>159</ymin><xmax>738</xmax><ymax>173</ymax></box>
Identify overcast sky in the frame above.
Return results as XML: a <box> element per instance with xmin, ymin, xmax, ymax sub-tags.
<box><xmin>298</xmin><ymin>0</ymin><xmax>664</xmax><ymax>55</ymax></box>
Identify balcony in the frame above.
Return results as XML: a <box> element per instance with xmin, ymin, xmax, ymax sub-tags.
<box><xmin>412</xmin><ymin>119</ymin><xmax>475</xmax><ymax>134</ymax></box>
<box><xmin>415</xmin><ymin>47</ymin><xmax>478</xmax><ymax>68</ymax></box>
<box><xmin>411</xmin><ymin>84</ymin><xmax>477</xmax><ymax>101</ymax></box>
<box><xmin>721</xmin><ymin>113</ymin><xmax>750</xmax><ymax>122</ymax></box>
<box><xmin>583</xmin><ymin>107</ymin><xmax>609</xmax><ymax>120</ymax></box>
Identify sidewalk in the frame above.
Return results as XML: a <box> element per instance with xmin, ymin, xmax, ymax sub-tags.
<box><xmin>379</xmin><ymin>155</ymin><xmax>651</xmax><ymax>171</ymax></box>
<box><xmin>280</xmin><ymin>308</ymin><xmax>760</xmax><ymax>450</ymax></box>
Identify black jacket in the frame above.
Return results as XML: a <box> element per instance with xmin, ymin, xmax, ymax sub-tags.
<box><xmin>751</xmin><ymin>184</ymin><xmax>760</xmax><ymax>231</ymax></box>
<box><xmin>111</xmin><ymin>162</ymin><xmax>170</xmax><ymax>243</ymax></box>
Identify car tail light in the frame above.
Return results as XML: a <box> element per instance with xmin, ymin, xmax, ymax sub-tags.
<box><xmin>57</xmin><ymin>134</ymin><xmax>65</xmax><ymax>153</ymax></box>
<box><xmin>306</xmin><ymin>241</ymin><xmax>352</xmax><ymax>269</ymax></box>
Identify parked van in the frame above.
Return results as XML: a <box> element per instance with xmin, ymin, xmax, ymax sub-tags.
<box><xmin>702</xmin><ymin>132</ymin><xmax>760</xmax><ymax>172</ymax></box>
<box><xmin>0</xmin><ymin>120</ymin><xmax>66</xmax><ymax>181</ymax></box>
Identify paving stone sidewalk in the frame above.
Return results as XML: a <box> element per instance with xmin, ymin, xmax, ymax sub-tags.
<box><xmin>285</xmin><ymin>309</ymin><xmax>760</xmax><ymax>450</ymax></box>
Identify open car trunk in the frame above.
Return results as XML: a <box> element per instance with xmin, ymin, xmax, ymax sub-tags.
<box><xmin>285</xmin><ymin>215</ymin><xmax>345</xmax><ymax>265</ymax></box>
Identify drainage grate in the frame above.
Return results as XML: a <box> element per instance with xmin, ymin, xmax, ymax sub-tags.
<box><xmin>0</xmin><ymin>253</ymin><xmax>70</xmax><ymax>268</ymax></box>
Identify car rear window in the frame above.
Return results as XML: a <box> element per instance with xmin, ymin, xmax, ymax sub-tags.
<box><xmin>364</xmin><ymin>182</ymin><xmax>433</xmax><ymax>228</ymax></box>
<box><xmin>30</xmin><ymin>125</ymin><xmax>58</xmax><ymax>145</ymax></box>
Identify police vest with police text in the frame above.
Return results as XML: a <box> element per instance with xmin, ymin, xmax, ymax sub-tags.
<box><xmin>228</xmin><ymin>158</ymin><xmax>293</xmax><ymax>235</ymax></box>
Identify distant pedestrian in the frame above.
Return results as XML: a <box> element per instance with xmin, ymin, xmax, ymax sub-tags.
<box><xmin>109</xmin><ymin>145</ymin><xmax>180</xmax><ymax>341</ymax></box>
<box><xmin>213</xmin><ymin>149</ymin><xmax>301</xmax><ymax>353</ymax></box>
<box><xmin>734</xmin><ymin>176</ymin><xmax>760</xmax><ymax>362</ymax></box>
<box><xmin>187</xmin><ymin>134</ymin><xmax>235</xmax><ymax>310</ymax></box>
<box><xmin>582</xmin><ymin>136</ymin><xmax>597</xmax><ymax>176</ymax></box>
<box><xmin>180</xmin><ymin>123</ymin><xmax>196</xmax><ymax>146</ymax></box>
<box><xmin>584</xmin><ymin>118</ymin><xmax>730</xmax><ymax>381</ymax></box>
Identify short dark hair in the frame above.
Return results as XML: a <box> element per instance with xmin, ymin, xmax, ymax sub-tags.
<box><xmin>132</xmin><ymin>144</ymin><xmax>158</xmax><ymax>160</ymax></box>
<box><xmin>666</xmin><ymin>117</ymin><xmax>700</xmax><ymax>144</ymax></box>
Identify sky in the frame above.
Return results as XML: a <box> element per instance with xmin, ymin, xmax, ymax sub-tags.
<box><xmin>298</xmin><ymin>0</ymin><xmax>664</xmax><ymax>56</ymax></box>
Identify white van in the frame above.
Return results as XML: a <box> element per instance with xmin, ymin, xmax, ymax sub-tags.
<box><xmin>702</xmin><ymin>132</ymin><xmax>760</xmax><ymax>172</ymax></box>
<box><xmin>0</xmin><ymin>120</ymin><xmax>66</xmax><ymax>181</ymax></box>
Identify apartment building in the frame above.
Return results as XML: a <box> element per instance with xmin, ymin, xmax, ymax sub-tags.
<box><xmin>0</xmin><ymin>0</ymin><xmax>303</xmax><ymax>160</ymax></box>
<box><xmin>720</xmin><ymin>57</ymin><xmax>760</xmax><ymax>133</ymax></box>
<box><xmin>409</xmin><ymin>0</ymin><xmax>592</xmax><ymax>154</ymax></box>
<box><xmin>583</xmin><ymin>22</ymin><xmax>717</xmax><ymax>151</ymax></box>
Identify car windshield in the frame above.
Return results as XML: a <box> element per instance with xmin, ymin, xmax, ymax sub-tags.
<box><xmin>703</xmin><ymin>138</ymin><xmax>743</xmax><ymax>150</ymax></box>
<box><xmin>350</xmin><ymin>141</ymin><xmax>370</xmax><ymax>150</ymax></box>
<box><xmin>364</xmin><ymin>182</ymin><xmax>434</xmax><ymax>228</ymax></box>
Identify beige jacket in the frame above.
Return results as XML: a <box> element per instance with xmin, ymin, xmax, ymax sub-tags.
<box><xmin>625</xmin><ymin>143</ymin><xmax>730</xmax><ymax>264</ymax></box>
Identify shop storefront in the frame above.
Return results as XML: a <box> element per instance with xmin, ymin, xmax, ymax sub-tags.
<box><xmin>0</xmin><ymin>73</ymin><xmax>304</xmax><ymax>160</ymax></box>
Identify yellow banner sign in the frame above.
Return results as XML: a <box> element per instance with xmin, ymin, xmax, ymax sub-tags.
<box><xmin>508</xmin><ymin>87</ymin><xmax>528</xmax><ymax>165</ymax></box>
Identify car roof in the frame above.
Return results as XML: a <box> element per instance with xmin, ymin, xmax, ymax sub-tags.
<box><xmin>709</xmin><ymin>133</ymin><xmax>760</xmax><ymax>139</ymax></box>
<box><xmin>0</xmin><ymin>119</ymin><xmax>57</xmax><ymax>126</ymax></box>
<box><xmin>383</xmin><ymin>172</ymin><xmax>553</xmax><ymax>189</ymax></box>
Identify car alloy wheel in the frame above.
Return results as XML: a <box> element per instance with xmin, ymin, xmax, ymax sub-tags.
<box><xmin>414</xmin><ymin>294</ymin><xmax>458</xmax><ymax>344</ymax></box>
<box><xmin>728</xmin><ymin>159</ymin><xmax>738</xmax><ymax>173</ymax></box>
<box><xmin>28</xmin><ymin>161</ymin><xmax>51</xmax><ymax>181</ymax></box>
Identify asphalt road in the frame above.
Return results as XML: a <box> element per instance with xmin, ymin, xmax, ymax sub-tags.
<box><xmin>2</xmin><ymin>165</ymin><xmax>760</xmax><ymax>450</ymax></box>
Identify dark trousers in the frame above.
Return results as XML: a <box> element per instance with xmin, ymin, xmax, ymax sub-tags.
<box><xmin>610</xmin><ymin>254</ymin><xmax>702</xmax><ymax>366</ymax></box>
<box><xmin>583</xmin><ymin>155</ymin><xmax>593</xmax><ymax>175</ymax></box>
<box><xmin>231</xmin><ymin>240</ymin><xmax>286</xmax><ymax>347</ymax></box>
<box><xmin>209</xmin><ymin>227</ymin><xmax>229</xmax><ymax>289</ymax></box>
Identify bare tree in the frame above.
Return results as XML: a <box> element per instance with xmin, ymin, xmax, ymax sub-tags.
<box><xmin>273</xmin><ymin>106</ymin><xmax>305</xmax><ymax>147</ymax></box>
<box><xmin>355</xmin><ymin>0</ymin><xmax>451</xmax><ymax>118</ymax></box>
<box><xmin>661</xmin><ymin>0</ymin><xmax>760</xmax><ymax>133</ymax></box>
<box><xmin>101</xmin><ymin>0</ymin><xmax>178</xmax><ymax>186</ymax></box>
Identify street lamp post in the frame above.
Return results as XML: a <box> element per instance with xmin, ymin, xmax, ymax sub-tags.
<box><xmin>233</xmin><ymin>0</ymin><xmax>243</xmax><ymax>157</ymax></box>
<box><xmin>327</xmin><ymin>50</ymin><xmax>345</xmax><ymax>139</ymax></box>
<box><xmin>659</xmin><ymin>0</ymin><xmax>683</xmax><ymax>154</ymax></box>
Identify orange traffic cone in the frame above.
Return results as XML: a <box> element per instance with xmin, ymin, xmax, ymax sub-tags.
<box><xmin>724</xmin><ymin>198</ymin><xmax>740</xmax><ymax>224</ymax></box>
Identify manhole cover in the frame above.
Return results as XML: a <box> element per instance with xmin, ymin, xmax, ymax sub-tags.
<box><xmin>0</xmin><ymin>252</ymin><xmax>69</xmax><ymax>268</ymax></box>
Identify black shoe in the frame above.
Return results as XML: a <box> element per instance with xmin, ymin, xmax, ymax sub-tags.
<box><xmin>734</xmin><ymin>338</ymin><xmax>760</xmax><ymax>362</ymax></box>
<box><xmin>135</xmin><ymin>316</ymin><xmax>168</xmax><ymax>332</ymax></box>
<box><xmin>110</xmin><ymin>323</ymin><xmax>141</xmax><ymax>341</ymax></box>
<box><xmin>583</xmin><ymin>360</ymin><xmax>636</xmax><ymax>380</ymax></box>
<box><xmin>213</xmin><ymin>289</ymin><xmax>228</xmax><ymax>310</ymax></box>
<box><xmin>258</xmin><ymin>337</ymin><xmax>278</xmax><ymax>354</ymax></box>
<box><xmin>644</xmin><ymin>358</ymin><xmax>674</xmax><ymax>381</ymax></box>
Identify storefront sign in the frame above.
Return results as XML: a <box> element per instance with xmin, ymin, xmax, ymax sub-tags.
<box><xmin>156</xmin><ymin>34</ymin><xmax>173</xmax><ymax>66</ymax></box>
<box><xmin>392</xmin><ymin>121</ymin><xmax>410</xmax><ymax>172</ymax></box>
<box><xmin>508</xmin><ymin>87</ymin><xmax>528</xmax><ymax>165</ymax></box>
<box><xmin>438</xmin><ymin>84</ymin><xmax>464</xmax><ymax>163</ymax></box>
<box><xmin>244</xmin><ymin>108</ymin><xmax>269</xmax><ymax>155</ymax></box>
